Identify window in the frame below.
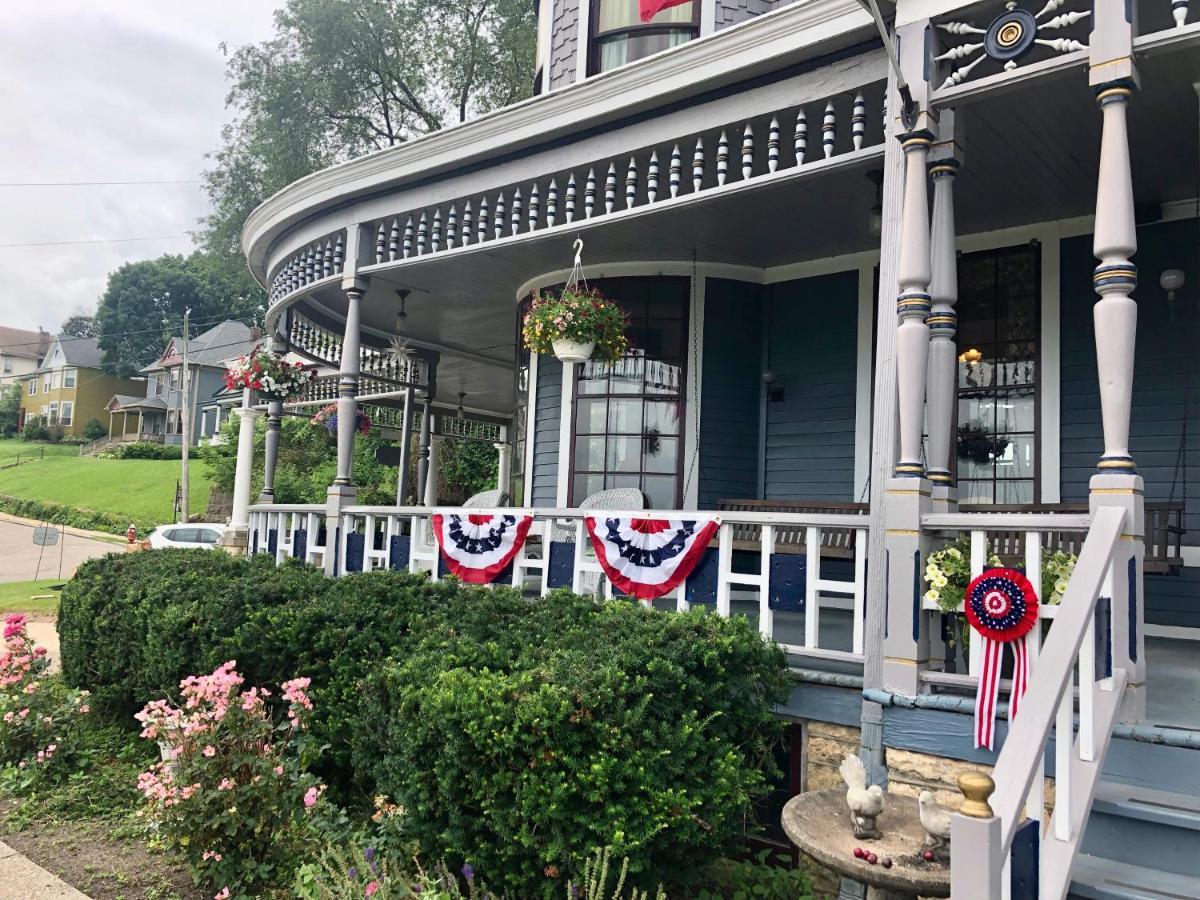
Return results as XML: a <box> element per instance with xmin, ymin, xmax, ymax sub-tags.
<box><xmin>2</xmin><ymin>357</ymin><xmax>11</xmax><ymax>374</ymax></box>
<box><xmin>193</xmin><ymin>528</ymin><xmax>221</xmax><ymax>545</ymax></box>
<box><xmin>43</xmin><ymin>373</ymin><xmax>50</xmax><ymax>392</ymax></box>
<box><xmin>60</xmin><ymin>401</ymin><xmax>73</xmax><ymax>426</ymax></box>
<box><xmin>590</xmin><ymin>0</ymin><xmax>698</xmax><ymax>74</ymax></box>
<box><xmin>167</xmin><ymin>409</ymin><xmax>177</xmax><ymax>434</ymax></box>
<box><xmin>28</xmin><ymin>379</ymin><xmax>36</xmax><ymax>396</ymax></box>
<box><xmin>171</xmin><ymin>368</ymin><xmax>180</xmax><ymax>387</ymax></box>
<box><xmin>955</xmin><ymin>244</ymin><xmax>1039</xmax><ymax>504</ymax></box>
<box><xmin>63</xmin><ymin>368</ymin><xmax>76</xmax><ymax>388</ymax></box>
<box><xmin>50</xmin><ymin>371</ymin><xmax>60</xmax><ymax>390</ymax></box>
<box><xmin>48</xmin><ymin>402</ymin><xmax>58</xmax><ymax>423</ymax></box>
<box><xmin>571</xmin><ymin>277</ymin><xmax>688</xmax><ymax>509</ymax></box>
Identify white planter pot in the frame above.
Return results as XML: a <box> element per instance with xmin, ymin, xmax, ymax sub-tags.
<box><xmin>551</xmin><ymin>338</ymin><xmax>595</xmax><ymax>364</ymax></box>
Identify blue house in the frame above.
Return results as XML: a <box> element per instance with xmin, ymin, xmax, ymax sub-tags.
<box><xmin>230</xmin><ymin>0</ymin><xmax>1200</xmax><ymax>895</ymax></box>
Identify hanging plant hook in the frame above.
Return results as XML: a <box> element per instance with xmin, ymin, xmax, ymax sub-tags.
<box><xmin>567</xmin><ymin>237</ymin><xmax>588</xmax><ymax>292</ymax></box>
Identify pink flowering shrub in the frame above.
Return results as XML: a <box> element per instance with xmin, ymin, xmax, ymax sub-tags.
<box><xmin>135</xmin><ymin>661</ymin><xmax>324</xmax><ymax>900</ymax></box>
<box><xmin>0</xmin><ymin>614</ymin><xmax>90</xmax><ymax>784</ymax></box>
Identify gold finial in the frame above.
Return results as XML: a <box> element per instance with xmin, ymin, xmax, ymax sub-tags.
<box><xmin>958</xmin><ymin>771</ymin><xmax>996</xmax><ymax>819</ymax></box>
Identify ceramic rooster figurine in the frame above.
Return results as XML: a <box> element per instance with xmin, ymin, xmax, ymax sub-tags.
<box><xmin>919</xmin><ymin>791</ymin><xmax>953</xmax><ymax>849</ymax></box>
<box><xmin>839</xmin><ymin>754</ymin><xmax>885</xmax><ymax>839</ymax></box>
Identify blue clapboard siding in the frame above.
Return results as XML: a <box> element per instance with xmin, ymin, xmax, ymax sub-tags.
<box><xmin>1059</xmin><ymin>217</ymin><xmax>1200</xmax><ymax>627</ymax></box>
<box><xmin>699</xmin><ymin>279</ymin><xmax>765</xmax><ymax>508</ymax></box>
<box><xmin>763</xmin><ymin>271</ymin><xmax>860</xmax><ymax>501</ymax></box>
<box><xmin>530</xmin><ymin>356</ymin><xmax>562</xmax><ymax>507</ymax></box>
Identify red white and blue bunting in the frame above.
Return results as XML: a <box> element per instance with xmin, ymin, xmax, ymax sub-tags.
<box><xmin>964</xmin><ymin>567</ymin><xmax>1040</xmax><ymax>750</ymax></box>
<box><xmin>431</xmin><ymin>513</ymin><xmax>533</xmax><ymax>584</ymax></box>
<box><xmin>584</xmin><ymin>516</ymin><xmax>721</xmax><ymax>601</ymax></box>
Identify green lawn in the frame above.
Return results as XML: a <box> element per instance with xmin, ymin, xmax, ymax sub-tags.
<box><xmin>0</xmin><ymin>439</ymin><xmax>81</xmax><ymax>461</ymax></box>
<box><xmin>0</xmin><ymin>579</ymin><xmax>63</xmax><ymax>615</ymax></box>
<box><xmin>0</xmin><ymin>454</ymin><xmax>210</xmax><ymax>526</ymax></box>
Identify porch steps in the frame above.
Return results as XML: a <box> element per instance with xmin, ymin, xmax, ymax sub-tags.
<box><xmin>1069</xmin><ymin>781</ymin><xmax>1200</xmax><ymax>898</ymax></box>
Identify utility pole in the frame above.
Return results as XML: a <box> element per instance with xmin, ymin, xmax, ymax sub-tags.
<box><xmin>180</xmin><ymin>308</ymin><xmax>191</xmax><ymax>523</ymax></box>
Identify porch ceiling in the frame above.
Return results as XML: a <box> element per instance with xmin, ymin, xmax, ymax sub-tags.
<box><xmin>291</xmin><ymin>147</ymin><xmax>886</xmax><ymax>416</ymax></box>
<box><xmin>952</xmin><ymin>43</ymin><xmax>1200</xmax><ymax>234</ymax></box>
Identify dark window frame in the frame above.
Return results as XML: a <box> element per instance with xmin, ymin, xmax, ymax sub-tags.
<box><xmin>953</xmin><ymin>242</ymin><xmax>1042</xmax><ymax>504</ymax></box>
<box><xmin>588</xmin><ymin>0</ymin><xmax>701</xmax><ymax>75</ymax></box>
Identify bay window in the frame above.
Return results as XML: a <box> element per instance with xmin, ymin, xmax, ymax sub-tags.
<box><xmin>590</xmin><ymin>0</ymin><xmax>698</xmax><ymax>74</ymax></box>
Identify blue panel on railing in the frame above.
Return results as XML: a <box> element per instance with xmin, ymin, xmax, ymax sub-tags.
<box><xmin>388</xmin><ymin>535</ymin><xmax>410</xmax><ymax>570</ymax></box>
<box><xmin>345</xmin><ymin>532</ymin><xmax>364</xmax><ymax>573</ymax></box>
<box><xmin>547</xmin><ymin>541</ymin><xmax>574</xmax><ymax>589</ymax></box>
<box><xmin>494</xmin><ymin>559</ymin><xmax>516</xmax><ymax>586</ymax></box>
<box><xmin>1010</xmin><ymin>818</ymin><xmax>1039</xmax><ymax>898</ymax></box>
<box><xmin>1095</xmin><ymin>595</ymin><xmax>1113</xmax><ymax>681</ymax></box>
<box><xmin>437</xmin><ymin>552</ymin><xmax>450</xmax><ymax>580</ymax></box>
<box><xmin>251</xmin><ymin>529</ymin><xmax>258</xmax><ymax>555</ymax></box>
<box><xmin>912</xmin><ymin>549</ymin><xmax>921</xmax><ymax>641</ymax></box>
<box><xmin>769</xmin><ymin>555</ymin><xmax>807</xmax><ymax>611</ymax></box>
<box><xmin>332</xmin><ymin>527</ymin><xmax>340</xmax><ymax>576</ymax></box>
<box><xmin>267</xmin><ymin>528</ymin><xmax>278</xmax><ymax>557</ymax></box>
<box><xmin>1128</xmin><ymin>556</ymin><xmax>1138</xmax><ymax>663</ymax></box>
<box><xmin>685</xmin><ymin>547</ymin><xmax>719</xmax><ymax>606</ymax></box>
<box><xmin>294</xmin><ymin>529</ymin><xmax>307</xmax><ymax>561</ymax></box>
<box><xmin>884</xmin><ymin>550</ymin><xmax>890</xmax><ymax>640</ymax></box>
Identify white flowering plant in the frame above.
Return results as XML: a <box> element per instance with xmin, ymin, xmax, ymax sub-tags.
<box><xmin>925</xmin><ymin>535</ymin><xmax>1078</xmax><ymax>612</ymax></box>
<box><xmin>224</xmin><ymin>349</ymin><xmax>314</xmax><ymax>400</ymax></box>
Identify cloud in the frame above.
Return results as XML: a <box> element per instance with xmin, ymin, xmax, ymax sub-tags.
<box><xmin>0</xmin><ymin>1</ymin><xmax>279</xmax><ymax>332</ymax></box>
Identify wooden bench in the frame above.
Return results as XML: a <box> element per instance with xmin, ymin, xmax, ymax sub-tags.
<box><xmin>717</xmin><ymin>499</ymin><xmax>868</xmax><ymax>558</ymax></box>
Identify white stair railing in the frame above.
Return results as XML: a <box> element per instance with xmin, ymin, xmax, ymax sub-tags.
<box><xmin>950</xmin><ymin>505</ymin><xmax>1128</xmax><ymax>900</ymax></box>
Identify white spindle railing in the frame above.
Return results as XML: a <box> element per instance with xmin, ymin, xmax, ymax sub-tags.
<box><xmin>948</xmin><ymin>505</ymin><xmax>1128</xmax><ymax>899</ymax></box>
<box><xmin>246</xmin><ymin>503</ymin><xmax>868</xmax><ymax>661</ymax></box>
<box><xmin>268</xmin><ymin>229</ymin><xmax>346</xmax><ymax>304</ymax></box>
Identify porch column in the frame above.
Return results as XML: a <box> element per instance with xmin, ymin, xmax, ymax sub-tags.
<box><xmin>416</xmin><ymin>402</ymin><xmax>434</xmax><ymax>505</ymax></box>
<box><xmin>219</xmin><ymin>390</ymin><xmax>262</xmax><ymax>557</ymax></box>
<box><xmin>423</xmin><ymin>433</ymin><xmax>442</xmax><ymax>506</ymax></box>
<box><xmin>258</xmin><ymin>399</ymin><xmax>283</xmax><ymax>502</ymax></box>
<box><xmin>395</xmin><ymin>386</ymin><xmax>414</xmax><ymax>504</ymax></box>
<box><xmin>925</xmin><ymin>111</ymin><xmax>963</xmax><ymax>510</ymax></box>
<box><xmin>107</xmin><ymin>412</ymin><xmax>113</xmax><ymax>438</ymax></box>
<box><xmin>137</xmin><ymin>410</ymin><xmax>144</xmax><ymax>439</ymax></box>
<box><xmin>1089</xmin><ymin>0</ymin><xmax>1145</xmax><ymax>718</ymax></box>
<box><xmin>495</xmin><ymin>438</ymin><xmax>512</xmax><ymax>496</ymax></box>
<box><xmin>325</xmin><ymin>273</ymin><xmax>367</xmax><ymax>576</ymax></box>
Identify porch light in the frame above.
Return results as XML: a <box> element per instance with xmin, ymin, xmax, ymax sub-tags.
<box><xmin>761</xmin><ymin>370</ymin><xmax>776</xmax><ymax>385</ymax></box>
<box><xmin>1160</xmin><ymin>268</ymin><xmax>1185</xmax><ymax>301</ymax></box>
<box><xmin>456</xmin><ymin>392</ymin><xmax>466</xmax><ymax>418</ymax></box>
<box><xmin>867</xmin><ymin>170</ymin><xmax>884</xmax><ymax>239</ymax></box>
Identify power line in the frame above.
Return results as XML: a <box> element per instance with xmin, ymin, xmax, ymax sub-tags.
<box><xmin>0</xmin><ymin>312</ymin><xmax>261</xmax><ymax>354</ymax></box>
<box><xmin>0</xmin><ymin>179</ymin><xmax>201</xmax><ymax>187</ymax></box>
<box><xmin>0</xmin><ymin>235</ymin><xmax>191</xmax><ymax>249</ymax></box>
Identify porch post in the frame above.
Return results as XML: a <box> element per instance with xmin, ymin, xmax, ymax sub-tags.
<box><xmin>107</xmin><ymin>412</ymin><xmax>113</xmax><ymax>438</ymax></box>
<box><xmin>325</xmin><ymin>263</ymin><xmax>368</xmax><ymax>576</ymax></box>
<box><xmin>259</xmin><ymin>338</ymin><xmax>283</xmax><ymax>503</ymax></box>
<box><xmin>395</xmin><ymin>386</ymin><xmax>414</xmax><ymax>504</ymax></box>
<box><xmin>424</xmin><ymin>433</ymin><xmax>442</xmax><ymax>506</ymax></box>
<box><xmin>1089</xmin><ymin>0</ymin><xmax>1145</xmax><ymax>717</ymax></box>
<box><xmin>416</xmin><ymin>401</ymin><xmax>433</xmax><ymax>505</ymax></box>
<box><xmin>925</xmin><ymin>112</ymin><xmax>963</xmax><ymax>510</ymax></box>
<box><xmin>495</xmin><ymin>435</ymin><xmax>512</xmax><ymax>496</ymax></box>
<box><xmin>219</xmin><ymin>389</ymin><xmax>262</xmax><ymax>556</ymax></box>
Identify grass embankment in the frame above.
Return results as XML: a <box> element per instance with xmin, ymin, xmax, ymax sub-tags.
<box><xmin>0</xmin><ymin>579</ymin><xmax>62</xmax><ymax>616</ymax></box>
<box><xmin>0</xmin><ymin>441</ymin><xmax>80</xmax><ymax>463</ymax></box>
<box><xmin>0</xmin><ymin>441</ymin><xmax>210</xmax><ymax>531</ymax></box>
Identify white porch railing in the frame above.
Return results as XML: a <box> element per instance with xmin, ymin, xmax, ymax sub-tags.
<box><xmin>948</xmin><ymin>505</ymin><xmax>1129</xmax><ymax>900</ymax></box>
<box><xmin>246</xmin><ymin>503</ymin><xmax>868</xmax><ymax>662</ymax></box>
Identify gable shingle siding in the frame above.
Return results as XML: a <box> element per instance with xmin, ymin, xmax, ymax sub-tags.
<box><xmin>531</xmin><ymin>356</ymin><xmax>563</xmax><ymax>506</ymax></box>
<box><xmin>549</xmin><ymin>0</ymin><xmax>580</xmax><ymax>90</ymax></box>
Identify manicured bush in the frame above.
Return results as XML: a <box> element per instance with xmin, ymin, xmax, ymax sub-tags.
<box><xmin>21</xmin><ymin>422</ymin><xmax>48</xmax><ymax>442</ymax></box>
<box><xmin>104</xmin><ymin>441</ymin><xmax>182</xmax><ymax>460</ymax></box>
<box><xmin>356</xmin><ymin>589</ymin><xmax>790</xmax><ymax>897</ymax></box>
<box><xmin>82</xmin><ymin>417</ymin><xmax>107</xmax><ymax>441</ymax></box>
<box><xmin>0</xmin><ymin>494</ymin><xmax>151</xmax><ymax>537</ymax></box>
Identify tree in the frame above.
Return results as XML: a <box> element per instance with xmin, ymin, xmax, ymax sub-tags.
<box><xmin>60</xmin><ymin>314</ymin><xmax>96</xmax><ymax>338</ymax></box>
<box><xmin>0</xmin><ymin>385</ymin><xmax>20</xmax><ymax>437</ymax></box>
<box><xmin>198</xmin><ymin>0</ymin><xmax>536</xmax><ymax>284</ymax></box>
<box><xmin>93</xmin><ymin>253</ymin><xmax>262</xmax><ymax>376</ymax></box>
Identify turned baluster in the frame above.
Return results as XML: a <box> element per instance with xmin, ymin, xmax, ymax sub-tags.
<box><xmin>768</xmin><ymin>117</ymin><xmax>780</xmax><ymax>172</ymax></box>
<box><xmin>669</xmin><ymin>144</ymin><xmax>681</xmax><ymax>197</ymax></box>
<box><xmin>647</xmin><ymin>151</ymin><xmax>659</xmax><ymax>203</ymax></box>
<box><xmin>447</xmin><ymin>205</ymin><xmax>457</xmax><ymax>249</ymax></box>
<box><xmin>742</xmin><ymin>124</ymin><xmax>754</xmax><ymax>180</ymax></box>
<box><xmin>823</xmin><ymin>100</ymin><xmax>836</xmax><ymax>158</ymax></box>
<box><xmin>853</xmin><ymin>93</ymin><xmax>866</xmax><ymax>150</ymax></box>
<box><xmin>494</xmin><ymin>193</ymin><xmax>505</xmax><ymax>239</ymax></box>
<box><xmin>432</xmin><ymin>208</ymin><xmax>442</xmax><ymax>252</ymax></box>
<box><xmin>323</xmin><ymin>240</ymin><xmax>333</xmax><ymax>277</ymax></box>
<box><xmin>693</xmin><ymin>138</ymin><xmax>705</xmax><ymax>192</ymax></box>
<box><xmin>605</xmin><ymin>163</ymin><xmax>616</xmax><ymax>214</ymax></box>
<box><xmin>626</xmin><ymin>156</ymin><xmax>637</xmax><ymax>208</ymax></box>
<box><xmin>566</xmin><ymin>174</ymin><xmax>577</xmax><ymax>223</ymax></box>
<box><xmin>547</xmin><ymin>179</ymin><xmax>558</xmax><ymax>226</ymax></box>
<box><xmin>462</xmin><ymin>201</ymin><xmax>473</xmax><ymax>246</ymax></box>
<box><xmin>529</xmin><ymin>184</ymin><xmax>540</xmax><ymax>230</ymax></box>
<box><xmin>717</xmin><ymin>130</ymin><xmax>729</xmax><ymax>185</ymax></box>
<box><xmin>478</xmin><ymin>196</ymin><xmax>489</xmax><ymax>242</ymax></box>
<box><xmin>417</xmin><ymin>212</ymin><xmax>428</xmax><ymax>255</ymax></box>
<box><xmin>403</xmin><ymin>216</ymin><xmax>414</xmax><ymax>259</ymax></box>
<box><xmin>585</xmin><ymin>168</ymin><xmax>596</xmax><ymax>219</ymax></box>
<box><xmin>795</xmin><ymin>108</ymin><xmax>807</xmax><ymax>164</ymax></box>
<box><xmin>511</xmin><ymin>188</ymin><xmax>522</xmax><ymax>236</ymax></box>
<box><xmin>375</xmin><ymin>223</ymin><xmax>386</xmax><ymax>264</ymax></box>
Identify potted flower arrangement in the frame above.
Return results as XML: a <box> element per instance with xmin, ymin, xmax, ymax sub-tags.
<box><xmin>522</xmin><ymin>285</ymin><xmax>630</xmax><ymax>364</ymax></box>
<box><xmin>311</xmin><ymin>403</ymin><xmax>371</xmax><ymax>436</ymax></box>
<box><xmin>225</xmin><ymin>349</ymin><xmax>314</xmax><ymax>400</ymax></box>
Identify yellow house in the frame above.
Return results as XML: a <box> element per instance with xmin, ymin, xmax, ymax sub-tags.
<box><xmin>18</xmin><ymin>335</ymin><xmax>143</xmax><ymax>438</ymax></box>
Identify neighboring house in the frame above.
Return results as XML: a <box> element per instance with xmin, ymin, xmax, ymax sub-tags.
<box><xmin>111</xmin><ymin>320</ymin><xmax>257</xmax><ymax>446</ymax></box>
<box><xmin>17</xmin><ymin>335</ymin><xmax>143</xmax><ymax>436</ymax></box>
<box><xmin>0</xmin><ymin>325</ymin><xmax>51</xmax><ymax>386</ymax></box>
<box><xmin>236</xmin><ymin>1</ymin><xmax>1200</xmax><ymax>895</ymax></box>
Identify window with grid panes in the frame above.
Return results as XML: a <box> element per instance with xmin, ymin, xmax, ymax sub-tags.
<box><xmin>955</xmin><ymin>244</ymin><xmax>1039</xmax><ymax>504</ymax></box>
<box><xmin>571</xmin><ymin>277</ymin><xmax>688</xmax><ymax>509</ymax></box>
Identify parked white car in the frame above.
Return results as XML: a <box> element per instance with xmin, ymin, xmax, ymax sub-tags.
<box><xmin>147</xmin><ymin>523</ymin><xmax>227</xmax><ymax>550</ymax></box>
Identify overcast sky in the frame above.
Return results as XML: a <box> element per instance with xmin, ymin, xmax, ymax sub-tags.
<box><xmin>0</xmin><ymin>1</ymin><xmax>280</xmax><ymax>334</ymax></box>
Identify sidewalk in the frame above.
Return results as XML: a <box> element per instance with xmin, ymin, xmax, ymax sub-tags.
<box><xmin>0</xmin><ymin>514</ymin><xmax>125</xmax><ymax>583</ymax></box>
<box><xmin>0</xmin><ymin>840</ymin><xmax>90</xmax><ymax>899</ymax></box>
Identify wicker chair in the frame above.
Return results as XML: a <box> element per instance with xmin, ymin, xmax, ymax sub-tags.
<box><xmin>552</xmin><ymin>487</ymin><xmax>646</xmax><ymax>543</ymax></box>
<box><xmin>462</xmin><ymin>488</ymin><xmax>510</xmax><ymax>507</ymax></box>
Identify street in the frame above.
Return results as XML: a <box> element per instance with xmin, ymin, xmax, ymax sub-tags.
<box><xmin>0</xmin><ymin>514</ymin><xmax>122</xmax><ymax>583</ymax></box>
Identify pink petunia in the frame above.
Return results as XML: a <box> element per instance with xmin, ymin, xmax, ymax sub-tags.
<box><xmin>214</xmin><ymin>889</ymin><xmax>230</xmax><ymax>900</ymax></box>
<box><xmin>365</xmin><ymin>882</ymin><xmax>380</xmax><ymax>897</ymax></box>
<box><xmin>303</xmin><ymin>786</ymin><xmax>319</xmax><ymax>808</ymax></box>
<box><xmin>202</xmin><ymin>745</ymin><xmax>216</xmax><ymax>758</ymax></box>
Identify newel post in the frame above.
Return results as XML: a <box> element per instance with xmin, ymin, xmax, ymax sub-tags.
<box><xmin>1089</xmin><ymin>0</ymin><xmax>1146</xmax><ymax>718</ymax></box>
<box><xmin>950</xmin><ymin>772</ymin><xmax>1003</xmax><ymax>899</ymax></box>
<box><xmin>925</xmin><ymin>112</ymin><xmax>963</xmax><ymax>511</ymax></box>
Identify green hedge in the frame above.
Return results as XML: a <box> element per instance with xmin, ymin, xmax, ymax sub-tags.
<box><xmin>0</xmin><ymin>494</ymin><xmax>150</xmax><ymax>537</ymax></box>
<box><xmin>58</xmin><ymin>550</ymin><xmax>791</xmax><ymax>896</ymax></box>
<box><xmin>96</xmin><ymin>442</ymin><xmax>182</xmax><ymax>460</ymax></box>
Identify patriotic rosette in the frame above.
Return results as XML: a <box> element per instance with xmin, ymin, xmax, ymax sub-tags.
<box><xmin>431</xmin><ymin>513</ymin><xmax>533</xmax><ymax>584</ymax></box>
<box><xmin>964</xmin><ymin>567</ymin><xmax>1039</xmax><ymax>750</ymax></box>
<box><xmin>584</xmin><ymin>516</ymin><xmax>720</xmax><ymax>600</ymax></box>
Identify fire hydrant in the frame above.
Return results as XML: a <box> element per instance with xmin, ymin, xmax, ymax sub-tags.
<box><xmin>127</xmin><ymin>524</ymin><xmax>137</xmax><ymax>544</ymax></box>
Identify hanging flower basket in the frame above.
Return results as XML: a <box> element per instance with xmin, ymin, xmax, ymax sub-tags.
<box><xmin>522</xmin><ymin>240</ymin><xmax>629</xmax><ymax>364</ymax></box>
<box><xmin>310</xmin><ymin>403</ymin><xmax>371</xmax><ymax>436</ymax></box>
<box><xmin>224</xmin><ymin>349</ymin><xmax>314</xmax><ymax>401</ymax></box>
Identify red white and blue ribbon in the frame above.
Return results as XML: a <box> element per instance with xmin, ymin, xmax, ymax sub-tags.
<box><xmin>964</xmin><ymin>567</ymin><xmax>1039</xmax><ymax>750</ymax></box>
<box><xmin>584</xmin><ymin>516</ymin><xmax>720</xmax><ymax>601</ymax></box>
<box><xmin>431</xmin><ymin>513</ymin><xmax>533</xmax><ymax>584</ymax></box>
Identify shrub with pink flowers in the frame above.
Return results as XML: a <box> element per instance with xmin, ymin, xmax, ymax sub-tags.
<box><xmin>134</xmin><ymin>660</ymin><xmax>324</xmax><ymax>900</ymax></box>
<box><xmin>0</xmin><ymin>614</ymin><xmax>90</xmax><ymax>785</ymax></box>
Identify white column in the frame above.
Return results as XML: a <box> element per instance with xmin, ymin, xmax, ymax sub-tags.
<box><xmin>893</xmin><ymin>128</ymin><xmax>935</xmax><ymax>479</ymax></box>
<box><xmin>495</xmin><ymin>441</ymin><xmax>512</xmax><ymax>496</ymax></box>
<box><xmin>416</xmin><ymin>401</ymin><xmax>434</xmax><ymax>504</ymax></box>
<box><xmin>334</xmin><ymin>280</ymin><xmax>366</xmax><ymax>487</ymax></box>
<box><xmin>220</xmin><ymin>391</ymin><xmax>263</xmax><ymax>556</ymax></box>
<box><xmin>423</xmin><ymin>434</ymin><xmax>442</xmax><ymax>506</ymax></box>
<box><xmin>924</xmin><ymin>120</ymin><xmax>962</xmax><ymax>494</ymax></box>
